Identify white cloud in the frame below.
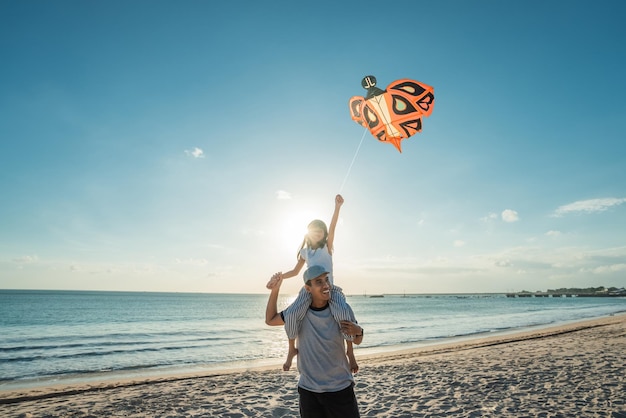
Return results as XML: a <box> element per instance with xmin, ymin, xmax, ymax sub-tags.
<box><xmin>581</xmin><ymin>263</ymin><xmax>626</xmax><ymax>274</ymax></box>
<box><xmin>501</xmin><ymin>209</ymin><xmax>519</xmax><ymax>223</ymax></box>
<box><xmin>275</xmin><ymin>190</ymin><xmax>292</xmax><ymax>200</ymax></box>
<box><xmin>185</xmin><ymin>147</ymin><xmax>205</xmax><ymax>158</ymax></box>
<box><xmin>480</xmin><ymin>212</ymin><xmax>498</xmax><ymax>223</ymax></box>
<box><xmin>13</xmin><ymin>255</ymin><xmax>39</xmax><ymax>264</ymax></box>
<box><xmin>553</xmin><ymin>198</ymin><xmax>626</xmax><ymax>217</ymax></box>
<box><xmin>175</xmin><ymin>258</ymin><xmax>209</xmax><ymax>266</ymax></box>
<box><xmin>453</xmin><ymin>240</ymin><xmax>466</xmax><ymax>247</ymax></box>
<box><xmin>241</xmin><ymin>227</ymin><xmax>265</xmax><ymax>236</ymax></box>
<box><xmin>546</xmin><ymin>230</ymin><xmax>562</xmax><ymax>237</ymax></box>
<box><xmin>495</xmin><ymin>259</ymin><xmax>512</xmax><ymax>267</ymax></box>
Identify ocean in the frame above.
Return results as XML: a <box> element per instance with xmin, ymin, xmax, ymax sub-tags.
<box><xmin>1</xmin><ymin>289</ymin><xmax>625</xmax><ymax>391</ymax></box>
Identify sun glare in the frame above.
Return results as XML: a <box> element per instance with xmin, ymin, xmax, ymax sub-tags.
<box><xmin>278</xmin><ymin>210</ymin><xmax>319</xmax><ymax>252</ymax></box>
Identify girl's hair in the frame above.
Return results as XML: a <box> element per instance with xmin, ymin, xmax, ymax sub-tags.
<box><xmin>297</xmin><ymin>219</ymin><xmax>328</xmax><ymax>259</ymax></box>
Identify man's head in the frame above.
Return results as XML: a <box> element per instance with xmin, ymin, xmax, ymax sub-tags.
<box><xmin>303</xmin><ymin>265</ymin><xmax>331</xmax><ymax>303</ymax></box>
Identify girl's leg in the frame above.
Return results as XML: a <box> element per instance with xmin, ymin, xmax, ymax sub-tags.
<box><xmin>284</xmin><ymin>338</ymin><xmax>298</xmax><ymax>371</ymax></box>
<box><xmin>346</xmin><ymin>340</ymin><xmax>358</xmax><ymax>373</ymax></box>
<box><xmin>283</xmin><ymin>287</ymin><xmax>312</xmax><ymax>339</ymax></box>
<box><xmin>328</xmin><ymin>286</ymin><xmax>355</xmax><ymax>336</ymax></box>
<box><xmin>328</xmin><ymin>286</ymin><xmax>359</xmax><ymax>373</ymax></box>
<box><xmin>282</xmin><ymin>287</ymin><xmax>311</xmax><ymax>371</ymax></box>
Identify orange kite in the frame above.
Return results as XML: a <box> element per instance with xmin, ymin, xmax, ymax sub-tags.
<box><xmin>349</xmin><ymin>75</ymin><xmax>435</xmax><ymax>152</ymax></box>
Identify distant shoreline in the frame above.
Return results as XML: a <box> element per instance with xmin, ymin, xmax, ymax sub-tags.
<box><xmin>2</xmin><ymin>288</ymin><xmax>625</xmax><ymax>297</ymax></box>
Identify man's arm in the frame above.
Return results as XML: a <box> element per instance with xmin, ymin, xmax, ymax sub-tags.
<box><xmin>265</xmin><ymin>279</ymin><xmax>285</xmax><ymax>326</ymax></box>
<box><xmin>340</xmin><ymin>321</ymin><xmax>364</xmax><ymax>345</ymax></box>
<box><xmin>353</xmin><ymin>326</ymin><xmax>364</xmax><ymax>345</ymax></box>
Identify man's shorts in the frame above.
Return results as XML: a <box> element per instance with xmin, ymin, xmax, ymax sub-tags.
<box><xmin>298</xmin><ymin>384</ymin><xmax>360</xmax><ymax>418</ymax></box>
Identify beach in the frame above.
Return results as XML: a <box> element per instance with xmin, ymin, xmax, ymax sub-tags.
<box><xmin>1</xmin><ymin>314</ymin><xmax>625</xmax><ymax>418</ymax></box>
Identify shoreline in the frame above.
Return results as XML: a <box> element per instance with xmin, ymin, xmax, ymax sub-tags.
<box><xmin>2</xmin><ymin>313</ymin><xmax>625</xmax><ymax>417</ymax></box>
<box><xmin>2</xmin><ymin>312</ymin><xmax>621</xmax><ymax>395</ymax></box>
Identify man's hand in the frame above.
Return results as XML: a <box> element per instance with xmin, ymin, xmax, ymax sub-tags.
<box><xmin>340</xmin><ymin>321</ymin><xmax>362</xmax><ymax>337</ymax></box>
<box><xmin>265</xmin><ymin>275</ymin><xmax>285</xmax><ymax>326</ymax></box>
<box><xmin>266</xmin><ymin>272</ymin><xmax>283</xmax><ymax>289</ymax></box>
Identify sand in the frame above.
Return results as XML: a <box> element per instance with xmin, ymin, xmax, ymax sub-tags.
<box><xmin>1</xmin><ymin>314</ymin><xmax>625</xmax><ymax>417</ymax></box>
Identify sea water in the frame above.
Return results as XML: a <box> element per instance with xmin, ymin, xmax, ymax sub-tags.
<box><xmin>1</xmin><ymin>290</ymin><xmax>625</xmax><ymax>390</ymax></box>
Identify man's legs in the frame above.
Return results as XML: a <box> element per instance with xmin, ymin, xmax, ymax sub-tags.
<box><xmin>319</xmin><ymin>384</ymin><xmax>360</xmax><ymax>418</ymax></box>
<box><xmin>298</xmin><ymin>385</ymin><xmax>360</xmax><ymax>418</ymax></box>
<box><xmin>298</xmin><ymin>387</ymin><xmax>326</xmax><ymax>418</ymax></box>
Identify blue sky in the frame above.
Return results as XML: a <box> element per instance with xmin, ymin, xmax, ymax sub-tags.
<box><xmin>1</xmin><ymin>1</ymin><xmax>625</xmax><ymax>295</ymax></box>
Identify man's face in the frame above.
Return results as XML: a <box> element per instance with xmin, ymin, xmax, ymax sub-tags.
<box><xmin>306</xmin><ymin>273</ymin><xmax>331</xmax><ymax>301</ymax></box>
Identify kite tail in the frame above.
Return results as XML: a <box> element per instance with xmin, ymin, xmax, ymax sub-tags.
<box><xmin>338</xmin><ymin>126</ymin><xmax>368</xmax><ymax>194</ymax></box>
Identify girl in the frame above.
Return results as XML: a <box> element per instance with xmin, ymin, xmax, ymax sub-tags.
<box><xmin>267</xmin><ymin>194</ymin><xmax>359</xmax><ymax>373</ymax></box>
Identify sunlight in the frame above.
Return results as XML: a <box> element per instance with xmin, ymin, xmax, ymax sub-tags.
<box><xmin>278</xmin><ymin>209</ymin><xmax>319</xmax><ymax>253</ymax></box>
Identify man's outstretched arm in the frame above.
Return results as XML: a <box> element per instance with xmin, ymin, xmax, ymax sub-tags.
<box><xmin>265</xmin><ymin>276</ymin><xmax>285</xmax><ymax>326</ymax></box>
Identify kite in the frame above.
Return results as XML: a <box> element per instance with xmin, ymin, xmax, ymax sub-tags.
<box><xmin>348</xmin><ymin>75</ymin><xmax>435</xmax><ymax>153</ymax></box>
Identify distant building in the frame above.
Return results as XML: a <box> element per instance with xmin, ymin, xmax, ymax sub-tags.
<box><xmin>608</xmin><ymin>287</ymin><xmax>626</xmax><ymax>296</ymax></box>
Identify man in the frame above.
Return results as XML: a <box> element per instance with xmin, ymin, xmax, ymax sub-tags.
<box><xmin>265</xmin><ymin>264</ymin><xmax>364</xmax><ymax>418</ymax></box>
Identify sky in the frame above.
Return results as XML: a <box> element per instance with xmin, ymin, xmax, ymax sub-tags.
<box><xmin>1</xmin><ymin>1</ymin><xmax>625</xmax><ymax>295</ymax></box>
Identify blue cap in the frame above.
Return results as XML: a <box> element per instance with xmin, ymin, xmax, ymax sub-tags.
<box><xmin>303</xmin><ymin>265</ymin><xmax>329</xmax><ymax>283</ymax></box>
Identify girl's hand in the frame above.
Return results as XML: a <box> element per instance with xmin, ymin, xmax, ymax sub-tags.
<box><xmin>266</xmin><ymin>272</ymin><xmax>283</xmax><ymax>289</ymax></box>
<box><xmin>335</xmin><ymin>194</ymin><xmax>344</xmax><ymax>206</ymax></box>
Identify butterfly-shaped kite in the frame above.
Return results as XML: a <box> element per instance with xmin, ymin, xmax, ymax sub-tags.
<box><xmin>349</xmin><ymin>75</ymin><xmax>435</xmax><ymax>153</ymax></box>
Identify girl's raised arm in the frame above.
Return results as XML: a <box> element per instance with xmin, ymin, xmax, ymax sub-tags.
<box><xmin>326</xmin><ymin>194</ymin><xmax>344</xmax><ymax>254</ymax></box>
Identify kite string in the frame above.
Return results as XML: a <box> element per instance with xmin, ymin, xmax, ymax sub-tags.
<box><xmin>338</xmin><ymin>126</ymin><xmax>368</xmax><ymax>194</ymax></box>
<box><xmin>339</xmin><ymin>94</ymin><xmax>395</xmax><ymax>194</ymax></box>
